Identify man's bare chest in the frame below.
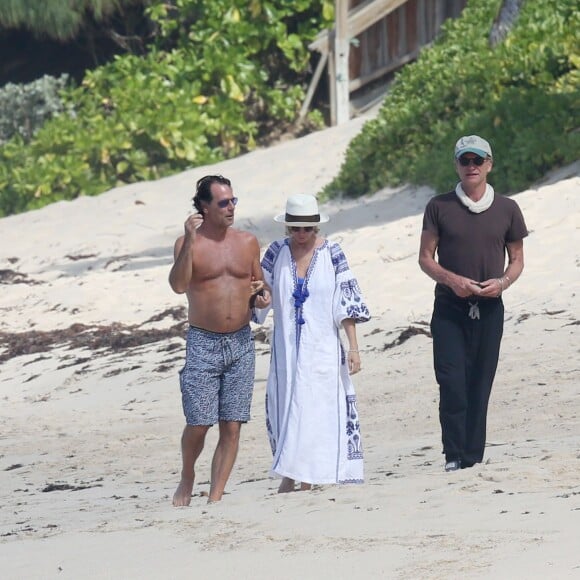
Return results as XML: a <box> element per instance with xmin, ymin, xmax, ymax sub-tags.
<box><xmin>193</xmin><ymin>241</ymin><xmax>250</xmax><ymax>281</ymax></box>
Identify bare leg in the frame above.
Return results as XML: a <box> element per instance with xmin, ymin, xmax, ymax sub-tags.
<box><xmin>173</xmin><ymin>424</ymin><xmax>210</xmax><ymax>507</ymax></box>
<box><xmin>299</xmin><ymin>482</ymin><xmax>312</xmax><ymax>491</ymax></box>
<box><xmin>208</xmin><ymin>420</ymin><xmax>242</xmax><ymax>502</ymax></box>
<box><xmin>278</xmin><ymin>477</ymin><xmax>296</xmax><ymax>493</ymax></box>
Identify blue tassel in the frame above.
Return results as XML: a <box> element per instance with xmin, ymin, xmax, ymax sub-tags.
<box><xmin>293</xmin><ymin>283</ymin><xmax>309</xmax><ymax>326</ymax></box>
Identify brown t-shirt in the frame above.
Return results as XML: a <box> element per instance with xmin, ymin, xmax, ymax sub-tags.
<box><xmin>422</xmin><ymin>191</ymin><xmax>528</xmax><ymax>297</ymax></box>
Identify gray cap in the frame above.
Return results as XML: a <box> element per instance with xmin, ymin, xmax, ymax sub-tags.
<box><xmin>455</xmin><ymin>135</ymin><xmax>492</xmax><ymax>158</ymax></box>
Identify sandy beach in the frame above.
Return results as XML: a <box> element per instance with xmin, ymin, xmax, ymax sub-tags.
<box><xmin>1</xmin><ymin>111</ymin><xmax>579</xmax><ymax>579</ymax></box>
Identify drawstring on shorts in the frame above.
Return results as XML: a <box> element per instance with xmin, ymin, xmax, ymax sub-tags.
<box><xmin>220</xmin><ymin>336</ymin><xmax>234</xmax><ymax>366</ymax></box>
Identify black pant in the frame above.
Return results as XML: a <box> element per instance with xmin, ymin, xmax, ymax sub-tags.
<box><xmin>431</xmin><ymin>294</ymin><xmax>504</xmax><ymax>467</ymax></box>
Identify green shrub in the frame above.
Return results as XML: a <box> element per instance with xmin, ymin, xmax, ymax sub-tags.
<box><xmin>324</xmin><ymin>0</ymin><xmax>580</xmax><ymax>199</ymax></box>
<box><xmin>0</xmin><ymin>0</ymin><xmax>332</xmax><ymax>217</ymax></box>
<box><xmin>0</xmin><ymin>74</ymin><xmax>71</xmax><ymax>144</ymax></box>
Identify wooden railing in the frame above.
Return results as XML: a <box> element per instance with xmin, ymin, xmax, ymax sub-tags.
<box><xmin>302</xmin><ymin>0</ymin><xmax>466</xmax><ymax>125</ymax></box>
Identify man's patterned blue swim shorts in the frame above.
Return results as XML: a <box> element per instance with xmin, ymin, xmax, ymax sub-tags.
<box><xmin>179</xmin><ymin>325</ymin><xmax>255</xmax><ymax>425</ymax></box>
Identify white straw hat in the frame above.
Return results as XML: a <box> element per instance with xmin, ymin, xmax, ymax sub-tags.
<box><xmin>274</xmin><ymin>194</ymin><xmax>329</xmax><ymax>227</ymax></box>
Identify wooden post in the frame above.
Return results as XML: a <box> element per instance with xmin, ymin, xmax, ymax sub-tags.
<box><xmin>299</xmin><ymin>52</ymin><xmax>329</xmax><ymax>123</ymax></box>
<box><xmin>334</xmin><ymin>0</ymin><xmax>350</xmax><ymax>125</ymax></box>
<box><xmin>328</xmin><ymin>35</ymin><xmax>337</xmax><ymax>126</ymax></box>
<box><xmin>435</xmin><ymin>0</ymin><xmax>445</xmax><ymax>29</ymax></box>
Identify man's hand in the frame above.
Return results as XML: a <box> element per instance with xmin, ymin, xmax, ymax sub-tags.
<box><xmin>184</xmin><ymin>213</ymin><xmax>204</xmax><ymax>240</ymax></box>
<box><xmin>450</xmin><ymin>274</ymin><xmax>482</xmax><ymax>298</ymax></box>
<box><xmin>250</xmin><ymin>278</ymin><xmax>271</xmax><ymax>308</ymax></box>
<box><xmin>477</xmin><ymin>278</ymin><xmax>503</xmax><ymax>298</ymax></box>
<box><xmin>253</xmin><ymin>288</ymin><xmax>271</xmax><ymax>309</ymax></box>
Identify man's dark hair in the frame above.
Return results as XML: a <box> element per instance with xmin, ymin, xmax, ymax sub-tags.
<box><xmin>193</xmin><ymin>175</ymin><xmax>231</xmax><ymax>213</ymax></box>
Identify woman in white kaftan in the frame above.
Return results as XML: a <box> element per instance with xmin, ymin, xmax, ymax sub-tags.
<box><xmin>255</xmin><ymin>194</ymin><xmax>370</xmax><ymax>491</ymax></box>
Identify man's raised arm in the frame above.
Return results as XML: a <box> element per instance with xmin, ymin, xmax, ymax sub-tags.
<box><xmin>169</xmin><ymin>214</ymin><xmax>202</xmax><ymax>294</ymax></box>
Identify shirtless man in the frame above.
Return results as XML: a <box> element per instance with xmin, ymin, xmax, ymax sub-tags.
<box><xmin>169</xmin><ymin>174</ymin><xmax>270</xmax><ymax>506</ymax></box>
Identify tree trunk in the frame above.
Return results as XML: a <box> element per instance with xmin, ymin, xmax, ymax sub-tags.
<box><xmin>489</xmin><ymin>0</ymin><xmax>525</xmax><ymax>46</ymax></box>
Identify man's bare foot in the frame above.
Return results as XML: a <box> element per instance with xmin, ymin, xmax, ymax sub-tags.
<box><xmin>172</xmin><ymin>478</ymin><xmax>194</xmax><ymax>506</ymax></box>
<box><xmin>278</xmin><ymin>477</ymin><xmax>296</xmax><ymax>493</ymax></box>
<box><xmin>299</xmin><ymin>482</ymin><xmax>312</xmax><ymax>491</ymax></box>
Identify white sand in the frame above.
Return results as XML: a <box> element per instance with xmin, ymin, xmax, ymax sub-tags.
<box><xmin>1</xmin><ymin>112</ymin><xmax>579</xmax><ymax>580</ymax></box>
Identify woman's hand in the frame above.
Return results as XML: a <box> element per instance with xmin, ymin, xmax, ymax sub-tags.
<box><xmin>250</xmin><ymin>279</ymin><xmax>264</xmax><ymax>295</ymax></box>
<box><xmin>347</xmin><ymin>350</ymin><xmax>361</xmax><ymax>374</ymax></box>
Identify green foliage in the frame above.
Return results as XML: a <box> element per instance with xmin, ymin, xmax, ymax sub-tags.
<box><xmin>0</xmin><ymin>0</ymin><xmax>144</xmax><ymax>40</ymax></box>
<box><xmin>0</xmin><ymin>0</ymin><xmax>333</xmax><ymax>216</ymax></box>
<box><xmin>0</xmin><ymin>75</ymin><xmax>71</xmax><ymax>144</ymax></box>
<box><xmin>324</xmin><ymin>0</ymin><xmax>580</xmax><ymax>199</ymax></box>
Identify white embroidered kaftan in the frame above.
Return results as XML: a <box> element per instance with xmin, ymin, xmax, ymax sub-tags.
<box><xmin>256</xmin><ymin>239</ymin><xmax>370</xmax><ymax>485</ymax></box>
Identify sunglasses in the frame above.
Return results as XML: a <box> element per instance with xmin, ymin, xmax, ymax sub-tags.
<box><xmin>216</xmin><ymin>197</ymin><xmax>238</xmax><ymax>208</ymax></box>
<box><xmin>458</xmin><ymin>155</ymin><xmax>487</xmax><ymax>167</ymax></box>
<box><xmin>290</xmin><ymin>226</ymin><xmax>314</xmax><ymax>232</ymax></box>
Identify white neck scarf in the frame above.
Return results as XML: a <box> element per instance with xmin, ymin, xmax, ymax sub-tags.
<box><xmin>455</xmin><ymin>183</ymin><xmax>494</xmax><ymax>213</ymax></box>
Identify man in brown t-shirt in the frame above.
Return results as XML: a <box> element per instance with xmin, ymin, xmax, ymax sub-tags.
<box><xmin>418</xmin><ymin>135</ymin><xmax>528</xmax><ymax>472</ymax></box>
